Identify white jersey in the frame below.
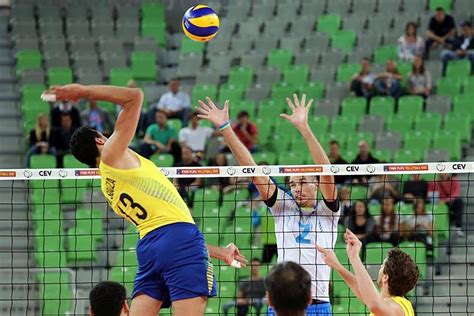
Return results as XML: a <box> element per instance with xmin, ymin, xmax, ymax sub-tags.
<box><xmin>268</xmin><ymin>188</ymin><xmax>340</xmax><ymax>301</ymax></box>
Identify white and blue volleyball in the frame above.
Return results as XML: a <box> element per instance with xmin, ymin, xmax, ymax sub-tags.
<box><xmin>182</xmin><ymin>5</ymin><xmax>219</xmax><ymax>42</ymax></box>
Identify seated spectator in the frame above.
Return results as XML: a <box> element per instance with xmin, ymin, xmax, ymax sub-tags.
<box><xmin>344</xmin><ymin>200</ymin><xmax>375</xmax><ymax>245</ymax></box>
<box><xmin>89</xmin><ymin>281</ymin><xmax>129</xmax><ymax>316</ymax></box>
<box><xmin>223</xmin><ymin>258</ymin><xmax>266</xmax><ymax>316</ymax></box>
<box><xmin>351</xmin><ymin>140</ymin><xmax>379</xmax><ymax>184</ymax></box>
<box><xmin>179</xmin><ymin>112</ymin><xmax>216</xmax><ymax>159</ymax></box>
<box><xmin>369</xmin><ymin>196</ymin><xmax>401</xmax><ymax>246</ymax></box>
<box><xmin>50</xmin><ymin>113</ymin><xmax>77</xmax><ymax>167</ymax></box>
<box><xmin>80</xmin><ymin>100</ymin><xmax>114</xmax><ymax>137</ymax></box>
<box><xmin>223</xmin><ymin>111</ymin><xmax>258</xmax><ymax>153</ymax></box>
<box><xmin>402</xmin><ymin>174</ymin><xmax>428</xmax><ymax>202</ymax></box>
<box><xmin>173</xmin><ymin>146</ymin><xmax>203</xmax><ymax>204</ymax></box>
<box><xmin>147</xmin><ymin>78</ymin><xmax>191</xmax><ymax>127</ymax></box>
<box><xmin>329</xmin><ymin>140</ymin><xmax>348</xmax><ymax>185</ymax></box>
<box><xmin>425</xmin><ymin>7</ymin><xmax>456</xmax><ymax>57</ymax></box>
<box><xmin>440</xmin><ymin>21</ymin><xmax>474</xmax><ymax>75</ymax></box>
<box><xmin>398</xmin><ymin>22</ymin><xmax>425</xmax><ymax>61</ymax></box>
<box><xmin>374</xmin><ymin>59</ymin><xmax>402</xmax><ymax>98</ymax></box>
<box><xmin>368</xmin><ymin>174</ymin><xmax>400</xmax><ymax>201</ymax></box>
<box><xmin>402</xmin><ymin>199</ymin><xmax>433</xmax><ymax>248</ymax></box>
<box><xmin>25</xmin><ymin>113</ymin><xmax>56</xmax><ymax>167</ymax></box>
<box><xmin>428</xmin><ymin>173</ymin><xmax>464</xmax><ymax>237</ymax></box>
<box><xmin>408</xmin><ymin>56</ymin><xmax>432</xmax><ymax>98</ymax></box>
<box><xmin>350</xmin><ymin>58</ymin><xmax>375</xmax><ymax>98</ymax></box>
<box><xmin>139</xmin><ymin>110</ymin><xmax>180</xmax><ymax>161</ymax></box>
<box><xmin>51</xmin><ymin>100</ymin><xmax>81</xmax><ymax>129</ymax></box>
<box><xmin>338</xmin><ymin>186</ymin><xmax>352</xmax><ymax>224</ymax></box>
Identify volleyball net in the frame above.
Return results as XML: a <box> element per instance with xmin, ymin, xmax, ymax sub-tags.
<box><xmin>0</xmin><ymin>161</ymin><xmax>473</xmax><ymax>315</ymax></box>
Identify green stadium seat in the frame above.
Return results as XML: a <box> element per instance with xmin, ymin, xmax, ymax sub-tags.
<box><xmin>308</xmin><ymin>115</ymin><xmax>329</xmax><ymax>136</ymax></box>
<box><xmin>374</xmin><ymin>45</ymin><xmax>398</xmax><ymax>64</ymax></box>
<box><xmin>131</xmin><ymin>52</ymin><xmax>156</xmax><ymax>81</ymax></box>
<box><xmin>21</xmin><ymin>84</ymin><xmax>46</xmax><ymax>103</ymax></box>
<box><xmin>331</xmin><ymin>116</ymin><xmax>357</xmax><ymax>133</ymax></box>
<box><xmin>350</xmin><ymin>185</ymin><xmax>369</xmax><ymax>200</ymax></box>
<box><xmin>368</xmin><ymin>203</ymin><xmax>381</xmax><ymax>216</ymax></box>
<box><xmin>115</xmin><ymin>249</ymin><xmax>139</xmax><ymax>268</ymax></box>
<box><xmin>66</xmin><ymin>227</ymin><xmax>98</xmax><ymax>263</ymax></box>
<box><xmin>180</xmin><ymin>37</ymin><xmax>205</xmax><ymax>55</ymax></box>
<box><xmin>60</xmin><ymin>179</ymin><xmax>89</xmax><ymax>203</ymax></box>
<box><xmin>331</xmin><ymin>30</ymin><xmax>356</xmax><ymax>53</ymax></box>
<box><xmin>404</xmin><ymin>131</ymin><xmax>432</xmax><ymax>154</ymax></box>
<box><xmin>337</xmin><ymin>63</ymin><xmax>360</xmax><ymax>82</ymax></box>
<box><xmin>35</xmin><ymin>235</ymin><xmax>67</xmax><ymax>268</ymax></box>
<box><xmin>347</xmin><ymin>132</ymin><xmax>374</xmax><ymax>149</ymax></box>
<box><xmin>121</xmin><ymin>225</ymin><xmax>140</xmax><ymax>249</ymax></box>
<box><xmin>414</xmin><ymin>113</ymin><xmax>442</xmax><ymax>133</ymax></box>
<box><xmin>267</xmin><ymin>49</ymin><xmax>293</xmax><ymax>70</ymax></box>
<box><xmin>429</xmin><ymin>0</ymin><xmax>452</xmax><ymax>11</ymax></box>
<box><xmin>334</xmin><ymin>297</ymin><xmax>368</xmax><ymax>314</ymax></box>
<box><xmin>30</xmin><ymin>154</ymin><xmax>56</xmax><ymax>168</ymax></box>
<box><xmin>141</xmin><ymin>2</ymin><xmax>165</xmax><ymax>20</ymax></box>
<box><xmin>369</xmin><ymin>96</ymin><xmax>395</xmax><ymax>119</ymax></box>
<box><xmin>394</xmin><ymin>148</ymin><xmax>424</xmax><ymax>163</ymax></box>
<box><xmin>192</xmin><ymin>84</ymin><xmax>218</xmax><ymax>105</ymax></box>
<box><xmin>365</xmin><ymin>242</ymin><xmax>393</xmax><ymax>264</ymax></box>
<box><xmin>233</xmin><ymin>100</ymin><xmax>256</xmax><ymax>115</ymax></box>
<box><xmin>386</xmin><ymin>115</ymin><xmax>413</xmax><ymax>136</ymax></box>
<box><xmin>76</xmin><ymin>207</ymin><xmax>104</xmax><ymax>243</ymax></box>
<box><xmin>452</xmin><ymin>94</ymin><xmax>472</xmax><ymax>117</ymax></box>
<box><xmin>298</xmin><ymin>81</ymin><xmax>325</xmax><ymax>100</ymax></box>
<box><xmin>218</xmin><ymin>83</ymin><xmax>245</xmax><ymax>104</ymax></box>
<box><xmin>141</xmin><ymin>21</ymin><xmax>166</xmax><ymax>47</ymax></box>
<box><xmin>271</xmin><ymin>82</ymin><xmax>296</xmax><ymax>101</ymax></box>
<box><xmin>432</xmin><ymin>132</ymin><xmax>461</xmax><ymax>160</ymax></box>
<box><xmin>436</xmin><ymin>77</ymin><xmax>462</xmax><ymax>97</ymax></box>
<box><xmin>38</xmin><ymin>272</ymin><xmax>73</xmax><ymax>315</ymax></box>
<box><xmin>317</xmin><ymin>14</ymin><xmax>342</xmax><ymax>35</ymax></box>
<box><xmin>397</xmin><ymin>96</ymin><xmax>424</xmax><ymax>117</ymax></box>
<box><xmin>16</xmin><ymin>50</ymin><xmax>42</xmax><ymax>75</ymax></box>
<box><xmin>341</xmin><ymin>97</ymin><xmax>366</xmax><ymax>119</ymax></box>
<box><xmin>253</xmin><ymin>152</ymin><xmax>278</xmax><ymax>164</ymax></box>
<box><xmin>446</xmin><ymin>59</ymin><xmax>471</xmax><ymax>78</ymax></box>
<box><xmin>228</xmin><ymin>66</ymin><xmax>254</xmax><ymax>88</ymax></box>
<box><xmin>108</xmin><ymin>266</ymin><xmax>137</xmax><ymax>292</ymax></box>
<box><xmin>63</xmin><ymin>154</ymin><xmax>88</xmax><ymax>168</ymax></box>
<box><xmin>373</xmin><ymin>149</ymin><xmax>392</xmax><ymax>162</ymax></box>
<box><xmin>150</xmin><ymin>153</ymin><xmax>174</xmax><ymax>167</ymax></box>
<box><xmin>47</xmin><ymin>67</ymin><xmax>73</xmax><ymax>85</ymax></box>
<box><xmin>462</xmin><ymin>77</ymin><xmax>474</xmax><ymax>95</ymax></box>
<box><xmin>444</xmin><ymin>113</ymin><xmax>471</xmax><ymax>142</ymax></box>
<box><xmin>283</xmin><ymin>64</ymin><xmax>309</xmax><ymax>85</ymax></box>
<box><xmin>193</xmin><ymin>188</ymin><xmax>220</xmax><ymax>221</ymax></box>
<box><xmin>280</xmin><ymin>151</ymin><xmax>307</xmax><ymax>164</ymax></box>
<box><xmin>109</xmin><ymin>68</ymin><xmax>134</xmax><ymax>86</ymax></box>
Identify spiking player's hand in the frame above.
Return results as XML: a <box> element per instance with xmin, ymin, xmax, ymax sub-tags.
<box><xmin>345</xmin><ymin>229</ymin><xmax>363</xmax><ymax>259</ymax></box>
<box><xmin>316</xmin><ymin>244</ymin><xmax>342</xmax><ymax>270</ymax></box>
<box><xmin>196</xmin><ymin>97</ymin><xmax>230</xmax><ymax>128</ymax></box>
<box><xmin>222</xmin><ymin>243</ymin><xmax>248</xmax><ymax>268</ymax></box>
<box><xmin>45</xmin><ymin>84</ymin><xmax>85</xmax><ymax>103</ymax></box>
<box><xmin>280</xmin><ymin>94</ymin><xmax>313</xmax><ymax>130</ymax></box>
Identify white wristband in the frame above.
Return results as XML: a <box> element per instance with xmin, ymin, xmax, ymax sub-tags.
<box><xmin>41</xmin><ymin>93</ymin><xmax>56</xmax><ymax>102</ymax></box>
<box><xmin>230</xmin><ymin>260</ymin><xmax>242</xmax><ymax>269</ymax></box>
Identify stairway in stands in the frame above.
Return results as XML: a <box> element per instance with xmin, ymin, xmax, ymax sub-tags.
<box><xmin>0</xmin><ymin>9</ymin><xmax>38</xmax><ymax>316</ymax></box>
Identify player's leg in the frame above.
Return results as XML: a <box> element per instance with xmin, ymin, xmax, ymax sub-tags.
<box><xmin>129</xmin><ymin>293</ymin><xmax>162</xmax><ymax>316</ymax></box>
<box><xmin>172</xmin><ymin>296</ymin><xmax>207</xmax><ymax>316</ymax></box>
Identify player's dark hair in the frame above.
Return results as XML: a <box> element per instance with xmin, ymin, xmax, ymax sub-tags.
<box><xmin>70</xmin><ymin>126</ymin><xmax>100</xmax><ymax>168</ymax></box>
<box><xmin>237</xmin><ymin>110</ymin><xmax>250</xmax><ymax>119</ymax></box>
<box><xmin>265</xmin><ymin>262</ymin><xmax>311</xmax><ymax>315</ymax></box>
<box><xmin>383</xmin><ymin>248</ymin><xmax>420</xmax><ymax>297</ymax></box>
<box><xmin>89</xmin><ymin>281</ymin><xmax>126</xmax><ymax>316</ymax></box>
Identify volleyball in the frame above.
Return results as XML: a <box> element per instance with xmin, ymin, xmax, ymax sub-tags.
<box><xmin>182</xmin><ymin>4</ymin><xmax>219</xmax><ymax>42</ymax></box>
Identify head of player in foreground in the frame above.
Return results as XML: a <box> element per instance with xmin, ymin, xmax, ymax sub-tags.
<box><xmin>265</xmin><ymin>261</ymin><xmax>312</xmax><ymax>316</ymax></box>
<box><xmin>317</xmin><ymin>230</ymin><xmax>419</xmax><ymax>316</ymax></box>
<box><xmin>89</xmin><ymin>281</ymin><xmax>129</xmax><ymax>316</ymax></box>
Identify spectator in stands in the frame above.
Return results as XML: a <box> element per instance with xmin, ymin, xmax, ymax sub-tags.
<box><xmin>338</xmin><ymin>186</ymin><xmax>352</xmax><ymax>224</ymax></box>
<box><xmin>344</xmin><ymin>200</ymin><xmax>375</xmax><ymax>246</ymax></box>
<box><xmin>374</xmin><ymin>59</ymin><xmax>403</xmax><ymax>98</ymax></box>
<box><xmin>50</xmin><ymin>113</ymin><xmax>77</xmax><ymax>167</ymax></box>
<box><xmin>368</xmin><ymin>174</ymin><xmax>400</xmax><ymax>201</ymax></box>
<box><xmin>179</xmin><ymin>112</ymin><xmax>216</xmax><ymax>159</ymax></box>
<box><xmin>398</xmin><ymin>22</ymin><xmax>425</xmax><ymax>61</ymax></box>
<box><xmin>223</xmin><ymin>111</ymin><xmax>258</xmax><ymax>153</ymax></box>
<box><xmin>173</xmin><ymin>146</ymin><xmax>203</xmax><ymax>204</ymax></box>
<box><xmin>80</xmin><ymin>100</ymin><xmax>114</xmax><ymax>137</ymax></box>
<box><xmin>139</xmin><ymin>110</ymin><xmax>180</xmax><ymax>161</ymax></box>
<box><xmin>265</xmin><ymin>262</ymin><xmax>312</xmax><ymax>316</ymax></box>
<box><xmin>369</xmin><ymin>196</ymin><xmax>400</xmax><ymax>246</ymax></box>
<box><xmin>51</xmin><ymin>100</ymin><xmax>81</xmax><ymax>129</ymax></box>
<box><xmin>440</xmin><ymin>21</ymin><xmax>474</xmax><ymax>76</ymax></box>
<box><xmin>208</xmin><ymin>153</ymin><xmax>247</xmax><ymax>194</ymax></box>
<box><xmin>428</xmin><ymin>173</ymin><xmax>464</xmax><ymax>237</ymax></box>
<box><xmin>350</xmin><ymin>58</ymin><xmax>375</xmax><ymax>98</ymax></box>
<box><xmin>223</xmin><ymin>258</ymin><xmax>266</xmax><ymax>316</ymax></box>
<box><xmin>89</xmin><ymin>281</ymin><xmax>129</xmax><ymax>316</ymax></box>
<box><xmin>25</xmin><ymin>113</ymin><xmax>56</xmax><ymax>167</ymax></box>
<box><xmin>148</xmin><ymin>78</ymin><xmax>191</xmax><ymax>127</ymax></box>
<box><xmin>408</xmin><ymin>55</ymin><xmax>432</xmax><ymax>98</ymax></box>
<box><xmin>402</xmin><ymin>174</ymin><xmax>428</xmax><ymax>202</ymax></box>
<box><xmin>425</xmin><ymin>7</ymin><xmax>456</xmax><ymax>57</ymax></box>
<box><xmin>329</xmin><ymin>140</ymin><xmax>348</xmax><ymax>185</ymax></box>
<box><xmin>351</xmin><ymin>140</ymin><xmax>379</xmax><ymax>184</ymax></box>
<box><xmin>402</xmin><ymin>199</ymin><xmax>433</xmax><ymax>248</ymax></box>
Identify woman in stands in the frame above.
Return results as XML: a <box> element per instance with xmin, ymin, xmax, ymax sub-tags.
<box><xmin>408</xmin><ymin>56</ymin><xmax>432</xmax><ymax>98</ymax></box>
<box><xmin>25</xmin><ymin>113</ymin><xmax>56</xmax><ymax>167</ymax></box>
<box><xmin>369</xmin><ymin>196</ymin><xmax>401</xmax><ymax>246</ymax></box>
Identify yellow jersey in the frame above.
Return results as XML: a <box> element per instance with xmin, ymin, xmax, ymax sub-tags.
<box><xmin>99</xmin><ymin>152</ymin><xmax>194</xmax><ymax>238</ymax></box>
<box><xmin>369</xmin><ymin>296</ymin><xmax>414</xmax><ymax>316</ymax></box>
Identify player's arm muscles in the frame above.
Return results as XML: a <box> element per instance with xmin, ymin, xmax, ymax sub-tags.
<box><xmin>82</xmin><ymin>85</ymin><xmax>144</xmax><ymax>166</ymax></box>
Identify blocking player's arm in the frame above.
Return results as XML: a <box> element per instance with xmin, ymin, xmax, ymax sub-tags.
<box><xmin>281</xmin><ymin>94</ymin><xmax>337</xmax><ymax>201</ymax></box>
<box><xmin>196</xmin><ymin>98</ymin><xmax>276</xmax><ymax>201</ymax></box>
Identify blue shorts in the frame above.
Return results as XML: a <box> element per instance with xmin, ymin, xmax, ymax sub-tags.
<box><xmin>267</xmin><ymin>302</ymin><xmax>332</xmax><ymax>315</ymax></box>
<box><xmin>132</xmin><ymin>222</ymin><xmax>217</xmax><ymax>308</ymax></box>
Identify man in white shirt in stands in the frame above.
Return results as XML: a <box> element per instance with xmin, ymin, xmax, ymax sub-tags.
<box><xmin>147</xmin><ymin>78</ymin><xmax>191</xmax><ymax>127</ymax></box>
<box><xmin>197</xmin><ymin>94</ymin><xmax>340</xmax><ymax>316</ymax></box>
<box><xmin>178</xmin><ymin>112</ymin><xmax>216</xmax><ymax>158</ymax></box>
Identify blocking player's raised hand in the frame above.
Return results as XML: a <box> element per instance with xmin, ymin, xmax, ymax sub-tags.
<box><xmin>196</xmin><ymin>97</ymin><xmax>229</xmax><ymax>128</ymax></box>
<box><xmin>280</xmin><ymin>94</ymin><xmax>313</xmax><ymax>131</ymax></box>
